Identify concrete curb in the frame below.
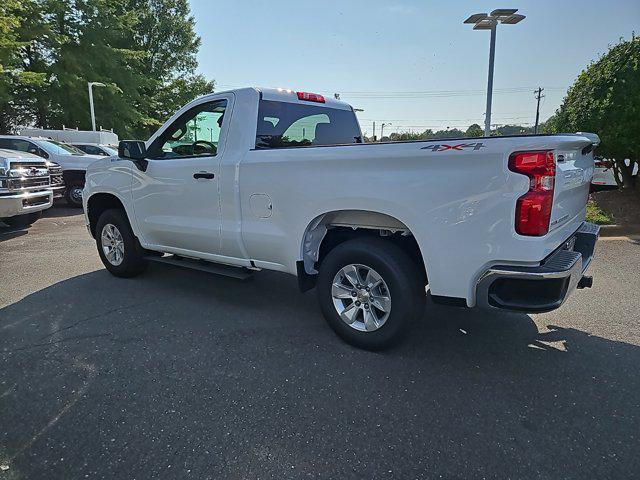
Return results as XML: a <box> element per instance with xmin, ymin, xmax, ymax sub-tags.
<box><xmin>598</xmin><ymin>224</ymin><xmax>640</xmax><ymax>237</ymax></box>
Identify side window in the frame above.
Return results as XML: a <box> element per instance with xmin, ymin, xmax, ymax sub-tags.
<box><xmin>0</xmin><ymin>139</ymin><xmax>11</xmax><ymax>149</ymax></box>
<box><xmin>5</xmin><ymin>139</ymin><xmax>35</xmax><ymax>153</ymax></box>
<box><xmin>25</xmin><ymin>142</ymin><xmax>41</xmax><ymax>155</ymax></box>
<box><xmin>150</xmin><ymin>100</ymin><xmax>227</xmax><ymax>159</ymax></box>
<box><xmin>85</xmin><ymin>145</ymin><xmax>103</xmax><ymax>155</ymax></box>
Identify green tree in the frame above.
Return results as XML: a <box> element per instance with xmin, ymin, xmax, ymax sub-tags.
<box><xmin>432</xmin><ymin>128</ymin><xmax>465</xmax><ymax>139</ymax></box>
<box><xmin>40</xmin><ymin>0</ymin><xmax>146</xmax><ymax>134</ymax></box>
<box><xmin>1</xmin><ymin>0</ymin><xmax>214</xmax><ymax>138</ymax></box>
<box><xmin>0</xmin><ymin>0</ymin><xmax>47</xmax><ymax>133</ymax></box>
<box><xmin>125</xmin><ymin>0</ymin><xmax>215</xmax><ymax>137</ymax></box>
<box><xmin>388</xmin><ymin>130</ymin><xmax>434</xmax><ymax>141</ymax></box>
<box><xmin>151</xmin><ymin>74</ymin><xmax>214</xmax><ymax>125</ymax></box>
<box><xmin>465</xmin><ymin>123</ymin><xmax>483</xmax><ymax>137</ymax></box>
<box><xmin>492</xmin><ymin>124</ymin><xmax>533</xmax><ymax>136</ymax></box>
<box><xmin>549</xmin><ymin>34</ymin><xmax>639</xmax><ymax>190</ymax></box>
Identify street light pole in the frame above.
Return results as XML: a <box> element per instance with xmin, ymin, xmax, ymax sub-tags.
<box><xmin>464</xmin><ymin>9</ymin><xmax>525</xmax><ymax>137</ymax></box>
<box><xmin>88</xmin><ymin>82</ymin><xmax>106</xmax><ymax>131</ymax></box>
<box><xmin>380</xmin><ymin>123</ymin><xmax>391</xmax><ymax>140</ymax></box>
<box><xmin>484</xmin><ymin>24</ymin><xmax>497</xmax><ymax>137</ymax></box>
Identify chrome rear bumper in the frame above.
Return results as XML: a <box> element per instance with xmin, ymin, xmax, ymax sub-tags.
<box><xmin>476</xmin><ymin>222</ymin><xmax>600</xmax><ymax>313</ymax></box>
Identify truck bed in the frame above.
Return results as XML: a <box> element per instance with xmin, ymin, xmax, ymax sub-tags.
<box><xmin>240</xmin><ymin>133</ymin><xmax>597</xmax><ymax>304</ymax></box>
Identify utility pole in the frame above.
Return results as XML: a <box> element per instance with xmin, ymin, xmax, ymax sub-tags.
<box><xmin>534</xmin><ymin>87</ymin><xmax>545</xmax><ymax>133</ymax></box>
<box><xmin>372</xmin><ymin>121</ymin><xmax>376</xmax><ymax>141</ymax></box>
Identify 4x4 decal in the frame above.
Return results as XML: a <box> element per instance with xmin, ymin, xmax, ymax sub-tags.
<box><xmin>420</xmin><ymin>142</ymin><xmax>485</xmax><ymax>152</ymax></box>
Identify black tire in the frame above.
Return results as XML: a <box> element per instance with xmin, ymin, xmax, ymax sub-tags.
<box><xmin>316</xmin><ymin>237</ymin><xmax>426</xmax><ymax>350</ymax></box>
<box><xmin>65</xmin><ymin>183</ymin><xmax>84</xmax><ymax>208</ymax></box>
<box><xmin>4</xmin><ymin>211</ymin><xmax>42</xmax><ymax>227</ymax></box>
<box><xmin>95</xmin><ymin>209</ymin><xmax>147</xmax><ymax>277</ymax></box>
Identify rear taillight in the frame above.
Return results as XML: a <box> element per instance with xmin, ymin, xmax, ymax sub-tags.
<box><xmin>297</xmin><ymin>91</ymin><xmax>325</xmax><ymax>103</ymax></box>
<box><xmin>508</xmin><ymin>150</ymin><xmax>555</xmax><ymax>236</ymax></box>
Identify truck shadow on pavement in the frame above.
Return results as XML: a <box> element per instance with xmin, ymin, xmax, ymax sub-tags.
<box><xmin>0</xmin><ymin>204</ymin><xmax>83</xmax><ymax>241</ymax></box>
<box><xmin>42</xmin><ymin>204</ymin><xmax>84</xmax><ymax>218</ymax></box>
<box><xmin>0</xmin><ymin>225</ymin><xmax>28</xmax><ymax>242</ymax></box>
<box><xmin>0</xmin><ymin>265</ymin><xmax>638</xmax><ymax>479</ymax></box>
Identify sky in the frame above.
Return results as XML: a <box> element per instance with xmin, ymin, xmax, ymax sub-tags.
<box><xmin>189</xmin><ymin>0</ymin><xmax>639</xmax><ymax>136</ymax></box>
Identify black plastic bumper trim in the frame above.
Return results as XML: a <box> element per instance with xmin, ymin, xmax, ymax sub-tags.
<box><xmin>475</xmin><ymin>222</ymin><xmax>600</xmax><ymax>313</ymax></box>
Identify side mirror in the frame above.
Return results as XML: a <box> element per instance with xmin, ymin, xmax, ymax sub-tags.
<box><xmin>118</xmin><ymin>140</ymin><xmax>148</xmax><ymax>171</ymax></box>
<box><xmin>118</xmin><ymin>140</ymin><xmax>146</xmax><ymax>160</ymax></box>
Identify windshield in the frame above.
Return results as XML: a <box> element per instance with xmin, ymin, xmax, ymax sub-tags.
<box><xmin>38</xmin><ymin>140</ymin><xmax>85</xmax><ymax>155</ymax></box>
<box><xmin>102</xmin><ymin>146</ymin><xmax>118</xmax><ymax>156</ymax></box>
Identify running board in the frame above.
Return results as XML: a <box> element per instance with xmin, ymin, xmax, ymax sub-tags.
<box><xmin>145</xmin><ymin>254</ymin><xmax>255</xmax><ymax>280</ymax></box>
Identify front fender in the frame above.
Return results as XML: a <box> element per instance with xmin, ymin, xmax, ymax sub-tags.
<box><xmin>84</xmin><ymin>158</ymin><xmax>138</xmax><ymax>237</ymax></box>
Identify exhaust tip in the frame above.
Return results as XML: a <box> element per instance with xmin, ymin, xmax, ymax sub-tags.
<box><xmin>577</xmin><ymin>275</ymin><xmax>593</xmax><ymax>289</ymax></box>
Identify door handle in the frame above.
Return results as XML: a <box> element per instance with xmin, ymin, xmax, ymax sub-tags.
<box><xmin>193</xmin><ymin>172</ymin><xmax>215</xmax><ymax>179</ymax></box>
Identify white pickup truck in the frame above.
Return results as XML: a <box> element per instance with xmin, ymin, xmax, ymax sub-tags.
<box><xmin>0</xmin><ymin>136</ymin><xmax>102</xmax><ymax>207</ymax></box>
<box><xmin>83</xmin><ymin>87</ymin><xmax>600</xmax><ymax>349</ymax></box>
<box><xmin>0</xmin><ymin>149</ymin><xmax>54</xmax><ymax>226</ymax></box>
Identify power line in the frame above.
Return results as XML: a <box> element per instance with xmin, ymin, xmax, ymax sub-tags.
<box><xmin>362</xmin><ymin>122</ymin><xmax>536</xmax><ymax>130</ymax></box>
<box><xmin>339</xmin><ymin>89</ymin><xmax>560</xmax><ymax>99</ymax></box>
<box><xmin>358</xmin><ymin>115</ymin><xmax>532</xmax><ymax>122</ymax></box>
<box><xmin>214</xmin><ymin>83</ymin><xmax>567</xmax><ymax>99</ymax></box>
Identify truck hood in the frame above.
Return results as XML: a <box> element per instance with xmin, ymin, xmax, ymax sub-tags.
<box><xmin>0</xmin><ymin>148</ymin><xmax>46</xmax><ymax>162</ymax></box>
<box><xmin>55</xmin><ymin>154</ymin><xmax>103</xmax><ymax>171</ymax></box>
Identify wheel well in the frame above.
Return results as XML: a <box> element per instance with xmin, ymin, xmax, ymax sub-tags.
<box><xmin>300</xmin><ymin>210</ymin><xmax>427</xmax><ymax>289</ymax></box>
<box><xmin>87</xmin><ymin>193</ymin><xmax>126</xmax><ymax>237</ymax></box>
<box><xmin>62</xmin><ymin>170</ymin><xmax>86</xmax><ymax>186</ymax></box>
<box><xmin>318</xmin><ymin>227</ymin><xmax>427</xmax><ymax>281</ymax></box>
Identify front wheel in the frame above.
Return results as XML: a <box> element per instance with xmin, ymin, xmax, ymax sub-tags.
<box><xmin>95</xmin><ymin>209</ymin><xmax>147</xmax><ymax>277</ymax></box>
<box><xmin>316</xmin><ymin>237</ymin><xmax>426</xmax><ymax>350</ymax></box>
<box><xmin>65</xmin><ymin>183</ymin><xmax>84</xmax><ymax>208</ymax></box>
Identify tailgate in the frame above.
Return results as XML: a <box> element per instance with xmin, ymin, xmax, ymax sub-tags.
<box><xmin>550</xmin><ymin>134</ymin><xmax>598</xmax><ymax>232</ymax></box>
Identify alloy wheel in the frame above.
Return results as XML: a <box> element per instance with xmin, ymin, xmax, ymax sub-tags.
<box><xmin>101</xmin><ymin>223</ymin><xmax>125</xmax><ymax>266</ymax></box>
<box><xmin>331</xmin><ymin>264</ymin><xmax>391</xmax><ymax>332</ymax></box>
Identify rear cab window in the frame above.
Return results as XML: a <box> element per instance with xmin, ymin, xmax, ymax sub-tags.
<box><xmin>256</xmin><ymin>100</ymin><xmax>362</xmax><ymax>149</ymax></box>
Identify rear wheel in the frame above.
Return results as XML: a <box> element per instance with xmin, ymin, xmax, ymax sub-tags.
<box><xmin>95</xmin><ymin>209</ymin><xmax>147</xmax><ymax>277</ymax></box>
<box><xmin>316</xmin><ymin>237</ymin><xmax>426</xmax><ymax>350</ymax></box>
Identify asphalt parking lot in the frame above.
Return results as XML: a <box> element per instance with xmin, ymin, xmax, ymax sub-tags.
<box><xmin>1</xmin><ymin>206</ymin><xmax>639</xmax><ymax>479</ymax></box>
